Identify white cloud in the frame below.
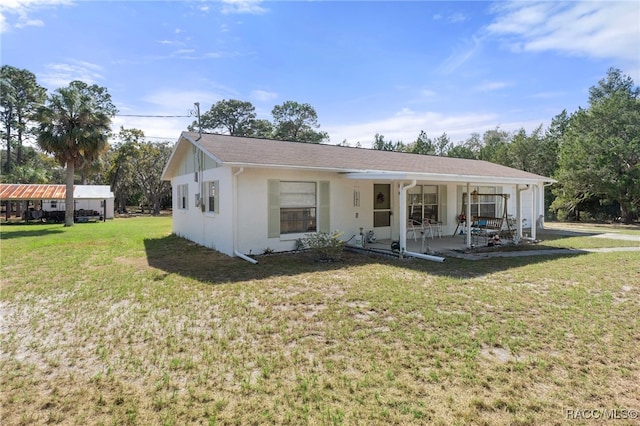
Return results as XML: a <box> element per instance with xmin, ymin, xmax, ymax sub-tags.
<box><xmin>420</xmin><ymin>89</ymin><xmax>437</xmax><ymax>98</ymax></box>
<box><xmin>326</xmin><ymin>108</ymin><xmax>499</xmax><ymax>147</ymax></box>
<box><xmin>474</xmin><ymin>81</ymin><xmax>513</xmax><ymax>92</ymax></box>
<box><xmin>151</xmin><ymin>48</ymin><xmax>231</xmax><ymax>61</ymax></box>
<box><xmin>40</xmin><ymin>60</ymin><xmax>104</xmax><ymax>88</ymax></box>
<box><xmin>221</xmin><ymin>0</ymin><xmax>267</xmax><ymax>15</ymax></box>
<box><xmin>157</xmin><ymin>39</ymin><xmax>182</xmax><ymax>46</ymax></box>
<box><xmin>142</xmin><ymin>89</ymin><xmax>224</xmax><ymax>114</ymax></box>
<box><xmin>448</xmin><ymin>13</ymin><xmax>467</xmax><ymax>24</ymax></box>
<box><xmin>251</xmin><ymin>89</ymin><xmax>278</xmax><ymax>103</ymax></box>
<box><xmin>325</xmin><ymin>108</ymin><xmax>550</xmax><ymax>148</ymax></box>
<box><xmin>111</xmin><ymin>115</ymin><xmax>191</xmax><ymax>142</ymax></box>
<box><xmin>173</xmin><ymin>48</ymin><xmax>196</xmax><ymax>56</ymax></box>
<box><xmin>15</xmin><ymin>18</ymin><xmax>43</xmax><ymax>28</ymax></box>
<box><xmin>487</xmin><ymin>1</ymin><xmax>640</xmax><ymax>64</ymax></box>
<box><xmin>528</xmin><ymin>91</ymin><xmax>565</xmax><ymax>100</ymax></box>
<box><xmin>432</xmin><ymin>12</ymin><xmax>467</xmax><ymax>24</ymax></box>
<box><xmin>203</xmin><ymin>52</ymin><xmax>224</xmax><ymax>59</ymax></box>
<box><xmin>437</xmin><ymin>35</ymin><xmax>484</xmax><ymax>74</ymax></box>
<box><xmin>0</xmin><ymin>0</ymin><xmax>71</xmax><ymax>33</ymax></box>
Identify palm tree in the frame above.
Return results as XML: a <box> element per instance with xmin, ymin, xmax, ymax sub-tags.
<box><xmin>37</xmin><ymin>81</ymin><xmax>116</xmax><ymax>226</ymax></box>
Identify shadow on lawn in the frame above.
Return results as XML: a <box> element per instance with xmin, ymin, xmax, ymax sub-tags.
<box><xmin>0</xmin><ymin>225</ymin><xmax>65</xmax><ymax>240</ymax></box>
<box><xmin>144</xmin><ymin>233</ymin><xmax>587</xmax><ymax>285</ymax></box>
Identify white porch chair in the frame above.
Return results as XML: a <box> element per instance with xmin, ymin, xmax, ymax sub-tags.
<box><xmin>427</xmin><ymin>220</ymin><xmax>442</xmax><ymax>238</ymax></box>
<box><xmin>406</xmin><ymin>219</ymin><xmax>424</xmax><ymax>241</ymax></box>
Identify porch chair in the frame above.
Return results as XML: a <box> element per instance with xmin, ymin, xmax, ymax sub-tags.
<box><xmin>427</xmin><ymin>220</ymin><xmax>442</xmax><ymax>238</ymax></box>
<box><xmin>406</xmin><ymin>218</ymin><xmax>424</xmax><ymax>242</ymax></box>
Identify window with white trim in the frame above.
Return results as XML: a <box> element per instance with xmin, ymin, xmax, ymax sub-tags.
<box><xmin>459</xmin><ymin>186</ymin><xmax>499</xmax><ymax>217</ymax></box>
<box><xmin>280</xmin><ymin>181</ymin><xmax>317</xmax><ymax>234</ymax></box>
<box><xmin>177</xmin><ymin>184</ymin><xmax>189</xmax><ymax>210</ymax></box>
<box><xmin>407</xmin><ymin>185</ymin><xmax>440</xmax><ymax>221</ymax></box>
<box><xmin>206</xmin><ymin>181</ymin><xmax>219</xmax><ymax>213</ymax></box>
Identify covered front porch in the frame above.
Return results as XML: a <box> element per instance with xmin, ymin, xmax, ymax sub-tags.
<box><xmin>364</xmin><ymin>234</ymin><xmax>464</xmax><ymax>255</ymax></box>
<box><xmin>356</xmin><ymin>233</ymin><xmax>489</xmax><ymax>254</ymax></box>
<box><xmin>349</xmin><ymin>224</ymin><xmax>536</xmax><ymax>260</ymax></box>
<box><xmin>343</xmin><ymin>172</ymin><xmax>550</xmax><ymax>255</ymax></box>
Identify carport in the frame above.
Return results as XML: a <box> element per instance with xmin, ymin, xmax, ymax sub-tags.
<box><xmin>0</xmin><ymin>184</ymin><xmax>115</xmax><ymax>221</ymax></box>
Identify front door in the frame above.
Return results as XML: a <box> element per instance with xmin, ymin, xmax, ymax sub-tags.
<box><xmin>373</xmin><ymin>183</ymin><xmax>392</xmax><ymax>240</ymax></box>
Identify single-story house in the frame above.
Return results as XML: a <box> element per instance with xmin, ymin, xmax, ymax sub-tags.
<box><xmin>0</xmin><ymin>184</ymin><xmax>115</xmax><ymax>220</ymax></box>
<box><xmin>161</xmin><ymin>132</ymin><xmax>555</xmax><ymax>261</ymax></box>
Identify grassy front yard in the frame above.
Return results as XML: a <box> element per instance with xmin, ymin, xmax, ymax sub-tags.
<box><xmin>1</xmin><ymin>217</ymin><xmax>639</xmax><ymax>425</ymax></box>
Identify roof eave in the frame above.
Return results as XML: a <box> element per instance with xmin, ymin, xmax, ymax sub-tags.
<box><xmin>202</xmin><ymin>162</ymin><xmax>556</xmax><ymax>185</ymax></box>
<box><xmin>343</xmin><ymin>171</ymin><xmax>556</xmax><ymax>185</ymax></box>
<box><xmin>221</xmin><ymin>161</ymin><xmax>362</xmax><ymax>174</ymax></box>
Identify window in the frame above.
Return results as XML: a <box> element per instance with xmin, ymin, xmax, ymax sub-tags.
<box><xmin>206</xmin><ymin>181</ymin><xmax>218</xmax><ymax>213</ymax></box>
<box><xmin>423</xmin><ymin>185</ymin><xmax>438</xmax><ymax>221</ymax></box>
<box><xmin>460</xmin><ymin>186</ymin><xmax>499</xmax><ymax>217</ymax></box>
<box><xmin>50</xmin><ymin>201</ymin><xmax>57</xmax><ymax>209</ymax></box>
<box><xmin>475</xmin><ymin>186</ymin><xmax>497</xmax><ymax>217</ymax></box>
<box><xmin>279</xmin><ymin>181</ymin><xmax>317</xmax><ymax>234</ymax></box>
<box><xmin>177</xmin><ymin>184</ymin><xmax>188</xmax><ymax>210</ymax></box>
<box><xmin>407</xmin><ymin>185</ymin><xmax>439</xmax><ymax>221</ymax></box>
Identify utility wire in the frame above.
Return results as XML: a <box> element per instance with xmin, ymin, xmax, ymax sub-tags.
<box><xmin>116</xmin><ymin>114</ymin><xmax>193</xmax><ymax>118</ymax></box>
<box><xmin>144</xmin><ymin>136</ymin><xmax>177</xmax><ymax>140</ymax></box>
<box><xmin>114</xmin><ymin>104</ymin><xmax>200</xmax><ymax>140</ymax></box>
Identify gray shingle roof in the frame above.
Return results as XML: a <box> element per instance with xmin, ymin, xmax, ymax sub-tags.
<box><xmin>165</xmin><ymin>132</ymin><xmax>554</xmax><ymax>184</ymax></box>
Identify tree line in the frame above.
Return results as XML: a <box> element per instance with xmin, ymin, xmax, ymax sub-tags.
<box><xmin>189</xmin><ymin>99</ymin><xmax>329</xmax><ymax>143</ymax></box>
<box><xmin>1</xmin><ymin>65</ymin><xmax>638</xmax><ymax>224</ymax></box>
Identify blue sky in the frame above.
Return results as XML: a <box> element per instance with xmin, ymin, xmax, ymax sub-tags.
<box><xmin>1</xmin><ymin>0</ymin><xmax>639</xmax><ymax>147</ymax></box>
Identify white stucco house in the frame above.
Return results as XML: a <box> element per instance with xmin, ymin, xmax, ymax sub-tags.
<box><xmin>161</xmin><ymin>132</ymin><xmax>555</xmax><ymax>260</ymax></box>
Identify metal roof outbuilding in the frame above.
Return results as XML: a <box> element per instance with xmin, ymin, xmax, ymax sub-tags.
<box><xmin>0</xmin><ymin>184</ymin><xmax>113</xmax><ymax>200</ymax></box>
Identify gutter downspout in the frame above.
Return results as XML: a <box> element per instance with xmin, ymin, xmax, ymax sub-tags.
<box><xmin>405</xmin><ymin>251</ymin><xmax>446</xmax><ymax>263</ymax></box>
<box><xmin>232</xmin><ymin>167</ymin><xmax>258</xmax><ymax>264</ymax></box>
<box><xmin>399</xmin><ymin>180</ymin><xmax>417</xmax><ymax>255</ymax></box>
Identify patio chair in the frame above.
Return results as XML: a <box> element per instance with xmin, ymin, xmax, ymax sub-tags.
<box><xmin>406</xmin><ymin>218</ymin><xmax>424</xmax><ymax>241</ymax></box>
<box><xmin>427</xmin><ymin>220</ymin><xmax>442</xmax><ymax>238</ymax></box>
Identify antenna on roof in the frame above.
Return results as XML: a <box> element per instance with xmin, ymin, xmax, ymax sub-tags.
<box><xmin>194</xmin><ymin>102</ymin><xmax>202</xmax><ymax>141</ymax></box>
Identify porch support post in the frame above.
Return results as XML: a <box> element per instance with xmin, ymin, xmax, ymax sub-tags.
<box><xmin>399</xmin><ymin>180</ymin><xmax>417</xmax><ymax>255</ymax></box>
<box><xmin>465</xmin><ymin>182</ymin><xmax>471</xmax><ymax>248</ymax></box>
<box><xmin>516</xmin><ymin>184</ymin><xmax>529</xmax><ymax>240</ymax></box>
<box><xmin>531</xmin><ymin>185</ymin><xmax>537</xmax><ymax>240</ymax></box>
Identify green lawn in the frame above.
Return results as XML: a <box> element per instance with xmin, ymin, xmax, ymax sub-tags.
<box><xmin>1</xmin><ymin>217</ymin><xmax>639</xmax><ymax>425</ymax></box>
